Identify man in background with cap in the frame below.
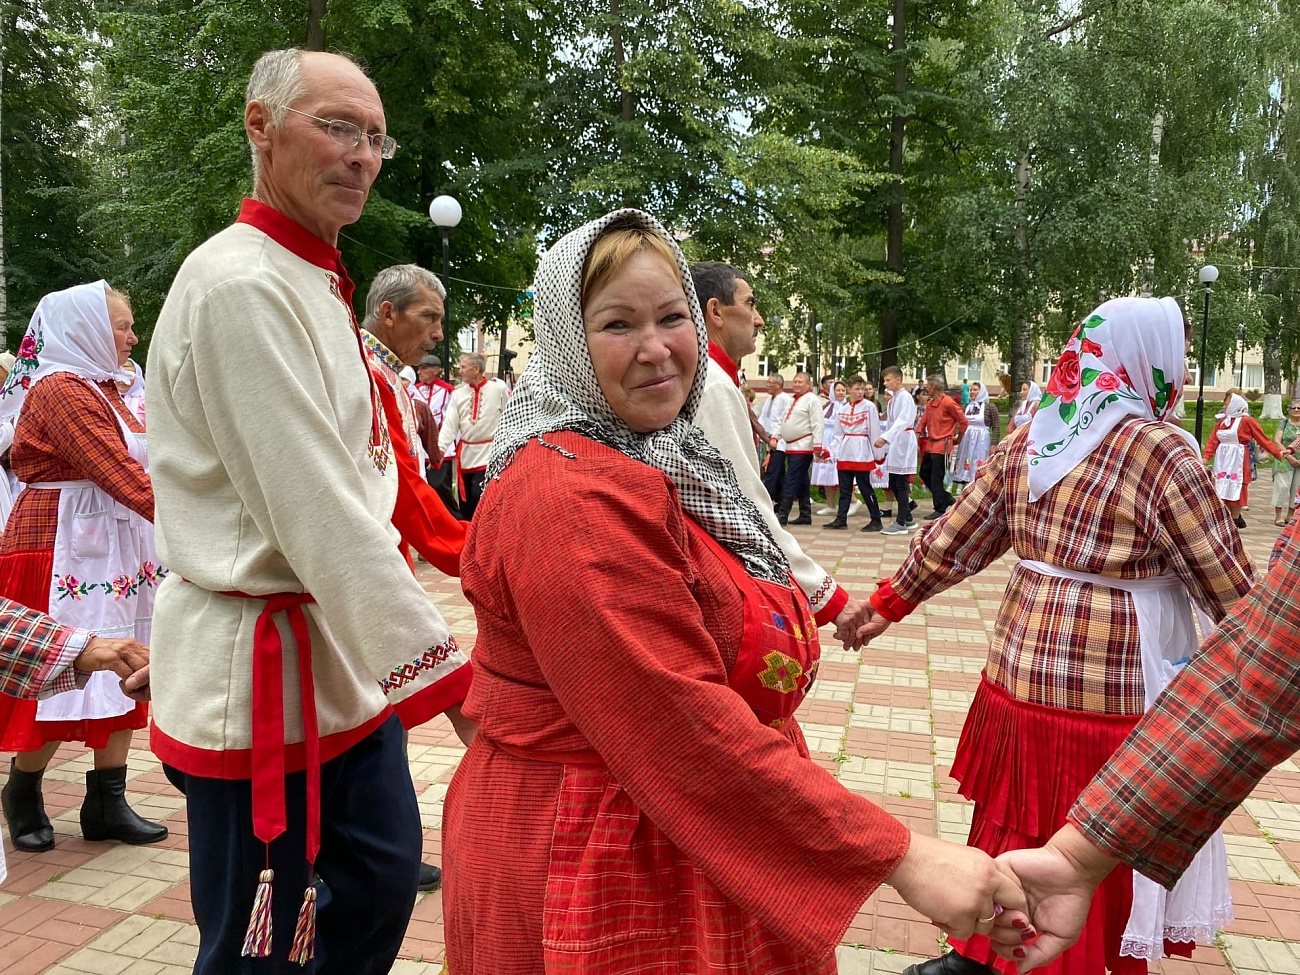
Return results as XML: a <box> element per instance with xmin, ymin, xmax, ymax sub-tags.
<box><xmin>412</xmin><ymin>353</ymin><xmax>459</xmax><ymax>517</ymax></box>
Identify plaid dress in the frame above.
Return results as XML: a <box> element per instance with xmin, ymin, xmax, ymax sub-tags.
<box><xmin>876</xmin><ymin>419</ymin><xmax>1253</xmax><ymax>975</ymax></box>
<box><xmin>0</xmin><ymin>373</ymin><xmax>153</xmax><ymax>750</ymax></box>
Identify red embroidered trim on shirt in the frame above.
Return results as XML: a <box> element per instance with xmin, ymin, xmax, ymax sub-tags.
<box><xmin>381</xmin><ymin>636</ymin><xmax>461</xmax><ymax>692</ymax></box>
<box><xmin>707</xmin><ymin>343</ymin><xmax>741</xmax><ymax>387</ymax></box>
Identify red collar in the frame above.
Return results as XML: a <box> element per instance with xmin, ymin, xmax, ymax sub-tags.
<box><xmin>236</xmin><ymin>198</ymin><xmax>355</xmax><ymax>310</ymax></box>
<box><xmin>707</xmin><ymin>342</ymin><xmax>741</xmax><ymax>387</ymax></box>
<box><xmin>418</xmin><ymin>379</ymin><xmax>454</xmax><ymax>393</ymax></box>
<box><xmin>469</xmin><ymin>378</ymin><xmax>489</xmax><ymax>391</ymax></box>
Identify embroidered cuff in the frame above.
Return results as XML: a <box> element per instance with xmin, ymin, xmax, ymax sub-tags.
<box><xmin>813</xmin><ymin>584</ymin><xmax>850</xmax><ymax>627</ymax></box>
<box><xmin>392</xmin><ymin>660</ymin><xmax>473</xmax><ymax>730</ymax></box>
<box><xmin>39</xmin><ymin>628</ymin><xmax>93</xmax><ymax>699</ymax></box>
<box><xmin>869</xmin><ymin>580</ymin><xmax>916</xmax><ymax>624</ymax></box>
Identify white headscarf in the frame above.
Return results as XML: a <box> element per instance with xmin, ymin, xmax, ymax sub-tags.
<box><xmin>0</xmin><ymin>280</ymin><xmax>124</xmax><ymax>425</ymax></box>
<box><xmin>487</xmin><ymin>209</ymin><xmax>791</xmax><ymax>584</ymax></box>
<box><xmin>1222</xmin><ymin>392</ymin><xmax>1248</xmax><ymax>423</ymax></box>
<box><xmin>966</xmin><ymin>382</ymin><xmax>989</xmax><ymax>415</ymax></box>
<box><xmin>1026</xmin><ymin>296</ymin><xmax>1186</xmax><ymax>503</ymax></box>
<box><xmin>1015</xmin><ymin>381</ymin><xmax>1042</xmax><ymax>417</ymax></box>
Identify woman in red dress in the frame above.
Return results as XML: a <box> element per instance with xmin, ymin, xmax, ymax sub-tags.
<box><xmin>443</xmin><ymin>210</ymin><xmax>1024</xmax><ymax>974</ymax></box>
<box><xmin>0</xmin><ymin>281</ymin><xmax>167</xmax><ymax>852</ymax></box>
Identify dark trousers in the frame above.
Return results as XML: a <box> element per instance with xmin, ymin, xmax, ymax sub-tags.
<box><xmin>763</xmin><ymin>449</ymin><xmax>786</xmax><ymax>502</ymax></box>
<box><xmin>920</xmin><ymin>452</ymin><xmax>954</xmax><ymax>514</ymax></box>
<box><xmin>837</xmin><ymin>468</ymin><xmax>882</xmax><ymax>522</ymax></box>
<box><xmin>888</xmin><ymin>472</ymin><xmax>912</xmax><ymax>527</ymax></box>
<box><xmin>426</xmin><ymin>461</ymin><xmax>460</xmax><ymax>519</ymax></box>
<box><xmin>780</xmin><ymin>453</ymin><xmax>814</xmax><ymax>519</ymax></box>
<box><xmin>164</xmin><ymin>715</ymin><xmax>421</xmax><ymax>975</ymax></box>
<box><xmin>460</xmin><ymin>469</ymin><xmax>487</xmax><ymax>520</ymax></box>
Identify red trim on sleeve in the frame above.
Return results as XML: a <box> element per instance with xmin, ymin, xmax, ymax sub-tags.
<box><xmin>813</xmin><ymin>584</ymin><xmax>850</xmax><ymax>627</ymax></box>
<box><xmin>869</xmin><ymin>579</ymin><xmax>916</xmax><ymax>623</ymax></box>
<box><xmin>391</xmin><ymin>660</ymin><xmax>473</xmax><ymax>730</ymax></box>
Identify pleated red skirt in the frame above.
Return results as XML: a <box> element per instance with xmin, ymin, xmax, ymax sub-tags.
<box><xmin>0</xmin><ymin>548</ymin><xmax>147</xmax><ymax>751</ymax></box>
<box><xmin>945</xmin><ymin>677</ymin><xmax>1193</xmax><ymax>975</ymax></box>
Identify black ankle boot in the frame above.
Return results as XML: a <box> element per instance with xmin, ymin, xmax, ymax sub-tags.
<box><xmin>2</xmin><ymin>756</ymin><xmax>55</xmax><ymax>851</ymax></box>
<box><xmin>902</xmin><ymin>952</ymin><xmax>999</xmax><ymax>975</ymax></box>
<box><xmin>81</xmin><ymin>766</ymin><xmax>168</xmax><ymax>844</ymax></box>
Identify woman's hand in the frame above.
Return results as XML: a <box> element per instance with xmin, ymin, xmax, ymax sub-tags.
<box><xmin>446</xmin><ymin>704</ymin><xmax>478</xmax><ymax>747</ymax></box>
<box><xmin>887</xmin><ymin>832</ymin><xmax>1026</xmax><ymax>941</ymax></box>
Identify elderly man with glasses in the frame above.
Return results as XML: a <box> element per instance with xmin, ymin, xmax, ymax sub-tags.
<box><xmin>1272</xmin><ymin>400</ymin><xmax>1300</xmax><ymax>526</ymax></box>
<box><xmin>146</xmin><ymin>49</ymin><xmax>473</xmax><ymax>974</ymax></box>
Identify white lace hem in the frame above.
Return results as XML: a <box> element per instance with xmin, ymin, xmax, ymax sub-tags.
<box><xmin>1117</xmin><ymin>908</ymin><xmax>1234</xmax><ymax>960</ymax></box>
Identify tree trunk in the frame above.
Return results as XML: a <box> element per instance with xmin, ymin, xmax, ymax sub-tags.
<box><xmin>1140</xmin><ymin>110</ymin><xmax>1163</xmax><ymax>297</ymax></box>
<box><xmin>1010</xmin><ymin>143</ymin><xmax>1033</xmax><ymax>395</ymax></box>
<box><xmin>609</xmin><ymin>0</ymin><xmax>636</xmax><ymax>207</ymax></box>
<box><xmin>880</xmin><ymin>0</ymin><xmax>905</xmax><ymax>372</ymax></box>
<box><xmin>306</xmin><ymin>0</ymin><xmax>327</xmax><ymax>51</ymax></box>
<box><xmin>1264</xmin><ymin>325</ymin><xmax>1283</xmax><ymax>418</ymax></box>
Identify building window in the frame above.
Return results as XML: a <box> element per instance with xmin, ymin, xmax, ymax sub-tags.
<box><xmin>1242</xmin><ymin>364</ymin><xmax>1264</xmax><ymax>389</ymax></box>
<box><xmin>757</xmin><ymin>355</ymin><xmax>771</xmax><ymax>377</ymax></box>
<box><xmin>796</xmin><ymin>357</ymin><xmax>809</xmax><ymax>374</ymax></box>
<box><xmin>957</xmin><ymin>358</ymin><xmax>984</xmax><ymax>383</ymax></box>
<box><xmin>1040</xmin><ymin>363</ymin><xmax>1054</xmax><ymax>384</ymax></box>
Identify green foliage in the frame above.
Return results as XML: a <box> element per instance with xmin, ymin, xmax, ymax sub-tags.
<box><xmin>1</xmin><ymin>0</ymin><xmax>1297</xmax><ymax>386</ymax></box>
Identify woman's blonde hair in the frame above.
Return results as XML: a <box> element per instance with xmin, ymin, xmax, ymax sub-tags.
<box><xmin>580</xmin><ymin>224</ymin><xmax>685</xmax><ymax>310</ymax></box>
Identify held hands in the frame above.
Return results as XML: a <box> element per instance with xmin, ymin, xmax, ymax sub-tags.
<box><xmin>874</xmin><ymin>437</ymin><xmax>887</xmax><ymax>449</ymax></box>
<box><xmin>888</xmin><ymin>832</ymin><xmax>1027</xmax><ymax>942</ymax></box>
<box><xmin>446</xmin><ymin>704</ymin><xmax>478</xmax><ymax>748</ymax></box>
<box><xmin>987</xmin><ymin>825</ymin><xmax>1119</xmax><ymax>972</ymax></box>
<box><xmin>74</xmin><ymin>637</ymin><xmax>151</xmax><ymax>702</ymax></box>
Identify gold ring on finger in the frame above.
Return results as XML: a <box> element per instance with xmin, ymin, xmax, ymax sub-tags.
<box><xmin>978</xmin><ymin>915</ymin><xmax>997</xmax><ymax>924</ymax></box>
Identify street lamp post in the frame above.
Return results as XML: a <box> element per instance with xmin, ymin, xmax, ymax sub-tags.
<box><xmin>428</xmin><ymin>195</ymin><xmax>462</xmax><ymax>371</ymax></box>
<box><xmin>1195</xmin><ymin>264</ymin><xmax>1219</xmax><ymax>444</ymax></box>
<box><xmin>1237</xmin><ymin>324</ymin><xmax>1247</xmax><ymax>389</ymax></box>
<box><xmin>814</xmin><ymin>320</ymin><xmax>823</xmax><ymax>378</ymax></box>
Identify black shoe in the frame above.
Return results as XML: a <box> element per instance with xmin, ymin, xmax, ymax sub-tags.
<box><xmin>1235</xmin><ymin>515</ymin><xmax>1247</xmax><ymax>528</ymax></box>
<box><xmin>789</xmin><ymin>516</ymin><xmax>813</xmax><ymax>525</ymax></box>
<box><xmin>824</xmin><ymin>518</ymin><xmax>848</xmax><ymax>529</ymax></box>
<box><xmin>902</xmin><ymin>951</ymin><xmax>999</xmax><ymax>975</ymax></box>
<box><xmin>861</xmin><ymin>520</ymin><xmax>883</xmax><ymax>533</ymax></box>
<box><xmin>81</xmin><ymin>766</ymin><xmax>168</xmax><ymax>844</ymax></box>
<box><xmin>910</xmin><ymin>500</ymin><xmax>918</xmax><ymax>511</ymax></box>
<box><xmin>879</xmin><ymin>508</ymin><xmax>893</xmax><ymax>518</ymax></box>
<box><xmin>418</xmin><ymin>862</ymin><xmax>442</xmax><ymax>892</ymax></box>
<box><xmin>2</xmin><ymin>757</ymin><xmax>54</xmax><ymax>852</ymax></box>
<box><xmin>925</xmin><ymin>510</ymin><xmax>945</xmax><ymax>521</ymax></box>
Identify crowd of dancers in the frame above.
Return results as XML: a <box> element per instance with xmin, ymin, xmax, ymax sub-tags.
<box><xmin>1</xmin><ymin>44</ymin><xmax>1299</xmax><ymax>975</ymax></box>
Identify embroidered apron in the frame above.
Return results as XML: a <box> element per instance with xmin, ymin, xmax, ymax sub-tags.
<box><xmin>1212</xmin><ymin>420</ymin><xmax>1246</xmax><ymax>501</ymax></box>
<box><xmin>1019</xmin><ymin>560</ymin><xmax>1232</xmax><ymax>958</ymax></box>
<box><xmin>34</xmin><ymin>394</ymin><xmax>160</xmax><ymax>723</ymax></box>
<box><xmin>690</xmin><ymin>522</ymin><xmax>821</xmax><ymax>726</ymax></box>
<box><xmin>952</xmin><ymin>404</ymin><xmax>990</xmax><ymax>482</ymax></box>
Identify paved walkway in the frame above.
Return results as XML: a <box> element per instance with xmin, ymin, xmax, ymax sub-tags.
<box><xmin>3</xmin><ymin>514</ymin><xmax>1299</xmax><ymax>974</ymax></box>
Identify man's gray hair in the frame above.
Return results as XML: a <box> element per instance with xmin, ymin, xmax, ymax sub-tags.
<box><xmin>362</xmin><ymin>264</ymin><xmax>447</xmax><ymax>327</ymax></box>
<box><xmin>246</xmin><ymin>50</ymin><xmax>307</xmax><ymax>181</ymax></box>
<box><xmin>461</xmin><ymin>352</ymin><xmax>487</xmax><ymax>374</ymax></box>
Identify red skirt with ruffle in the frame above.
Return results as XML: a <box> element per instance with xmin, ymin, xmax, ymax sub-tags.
<box><xmin>945</xmin><ymin>677</ymin><xmax>1194</xmax><ymax>975</ymax></box>
<box><xmin>0</xmin><ymin>548</ymin><xmax>147</xmax><ymax>751</ymax></box>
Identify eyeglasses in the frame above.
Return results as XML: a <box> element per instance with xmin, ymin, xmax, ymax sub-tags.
<box><xmin>279</xmin><ymin>106</ymin><xmax>398</xmax><ymax>159</ymax></box>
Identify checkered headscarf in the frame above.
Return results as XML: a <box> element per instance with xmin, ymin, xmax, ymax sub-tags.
<box><xmin>487</xmin><ymin>209</ymin><xmax>790</xmax><ymax>584</ymax></box>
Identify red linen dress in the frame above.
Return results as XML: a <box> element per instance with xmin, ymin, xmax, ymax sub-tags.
<box><xmin>1202</xmin><ymin>413</ymin><xmax>1284</xmax><ymax>506</ymax></box>
<box><xmin>0</xmin><ymin>374</ymin><xmax>154</xmax><ymax>749</ymax></box>
<box><xmin>445</xmin><ymin>431</ymin><xmax>912</xmax><ymax>975</ymax></box>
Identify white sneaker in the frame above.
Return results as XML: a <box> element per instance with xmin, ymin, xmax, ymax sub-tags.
<box><xmin>816</xmin><ymin>507</ymin><xmax>835</xmax><ymax>515</ymax></box>
<box><xmin>904</xmin><ymin>520</ymin><xmax>919</xmax><ymax>531</ymax></box>
<box><xmin>881</xmin><ymin>523</ymin><xmax>909</xmax><ymax>535</ymax></box>
<box><xmin>847</xmin><ymin>501</ymin><xmax>862</xmax><ymax>516</ymax></box>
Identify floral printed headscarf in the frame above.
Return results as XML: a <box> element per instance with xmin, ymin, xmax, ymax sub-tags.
<box><xmin>1026</xmin><ymin>296</ymin><xmax>1186</xmax><ymax>503</ymax></box>
<box><xmin>0</xmin><ymin>280</ymin><xmax>124</xmax><ymax>426</ymax></box>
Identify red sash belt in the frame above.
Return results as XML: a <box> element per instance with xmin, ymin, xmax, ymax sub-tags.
<box><xmin>223</xmin><ymin>589</ymin><xmax>321</xmax><ymax>864</ymax></box>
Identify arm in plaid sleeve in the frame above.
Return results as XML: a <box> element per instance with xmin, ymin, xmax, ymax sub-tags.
<box><xmin>871</xmin><ymin>433</ymin><xmax>1013</xmax><ymax>620</ymax></box>
<box><xmin>1151</xmin><ymin>444</ymin><xmax>1253</xmax><ymax>620</ymax></box>
<box><xmin>28</xmin><ymin>373</ymin><xmax>154</xmax><ymax>521</ymax></box>
<box><xmin>1068</xmin><ymin>532</ymin><xmax>1300</xmax><ymax>888</ymax></box>
<box><xmin>0</xmin><ymin>595</ymin><xmax>90</xmax><ymax>700</ymax></box>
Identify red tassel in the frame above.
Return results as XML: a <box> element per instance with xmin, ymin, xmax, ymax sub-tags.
<box><xmin>241</xmin><ymin>868</ymin><xmax>275</xmax><ymax>958</ymax></box>
<box><xmin>287</xmin><ymin>883</ymin><xmax>318</xmax><ymax>965</ymax></box>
